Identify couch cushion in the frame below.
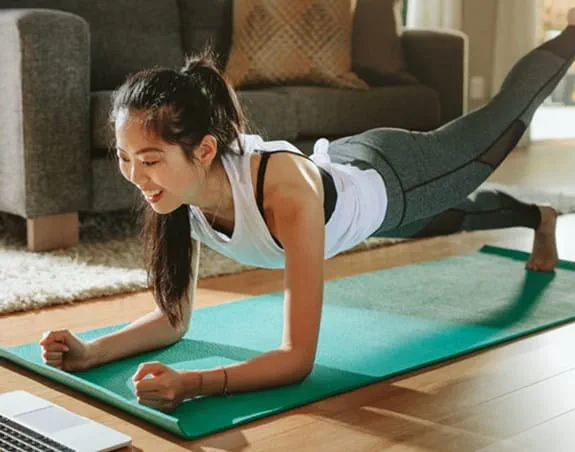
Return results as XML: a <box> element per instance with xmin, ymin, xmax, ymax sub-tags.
<box><xmin>90</xmin><ymin>154</ymin><xmax>138</xmax><ymax>212</ymax></box>
<box><xmin>273</xmin><ymin>85</ymin><xmax>441</xmax><ymax>137</ymax></box>
<box><xmin>237</xmin><ymin>90</ymin><xmax>299</xmax><ymax>140</ymax></box>
<box><xmin>352</xmin><ymin>0</ymin><xmax>418</xmax><ymax>86</ymax></box>
<box><xmin>91</xmin><ymin>89</ymin><xmax>299</xmax><ymax>152</ymax></box>
<box><xmin>91</xmin><ymin>91</ymin><xmax>114</xmax><ymax>151</ymax></box>
<box><xmin>223</xmin><ymin>0</ymin><xmax>368</xmax><ymax>90</ymax></box>
<box><xmin>0</xmin><ymin>0</ymin><xmax>184</xmax><ymax>90</ymax></box>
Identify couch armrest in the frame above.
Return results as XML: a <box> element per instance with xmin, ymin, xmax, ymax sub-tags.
<box><xmin>401</xmin><ymin>29</ymin><xmax>468</xmax><ymax>125</ymax></box>
<box><xmin>0</xmin><ymin>9</ymin><xmax>91</xmax><ymax>218</ymax></box>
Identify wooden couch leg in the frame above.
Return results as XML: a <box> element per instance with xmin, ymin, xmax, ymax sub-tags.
<box><xmin>27</xmin><ymin>213</ymin><xmax>79</xmax><ymax>252</ymax></box>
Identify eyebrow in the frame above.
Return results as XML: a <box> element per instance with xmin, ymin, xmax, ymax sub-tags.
<box><xmin>116</xmin><ymin>147</ymin><xmax>163</xmax><ymax>155</ymax></box>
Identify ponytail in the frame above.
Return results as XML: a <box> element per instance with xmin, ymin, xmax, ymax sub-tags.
<box><xmin>111</xmin><ymin>47</ymin><xmax>246</xmax><ymax>330</ymax></box>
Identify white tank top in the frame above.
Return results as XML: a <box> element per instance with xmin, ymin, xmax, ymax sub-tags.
<box><xmin>188</xmin><ymin>134</ymin><xmax>387</xmax><ymax>268</ymax></box>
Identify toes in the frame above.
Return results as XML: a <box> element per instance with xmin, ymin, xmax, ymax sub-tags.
<box><xmin>525</xmin><ymin>260</ymin><xmax>556</xmax><ymax>272</ymax></box>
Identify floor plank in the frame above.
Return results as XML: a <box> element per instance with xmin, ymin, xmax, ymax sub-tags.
<box><xmin>486</xmin><ymin>409</ymin><xmax>575</xmax><ymax>452</ymax></box>
<box><xmin>444</xmin><ymin>368</ymin><xmax>575</xmax><ymax>439</ymax></box>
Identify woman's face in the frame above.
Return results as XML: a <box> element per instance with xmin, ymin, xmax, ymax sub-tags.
<box><xmin>115</xmin><ymin>109</ymin><xmax>207</xmax><ymax>214</ymax></box>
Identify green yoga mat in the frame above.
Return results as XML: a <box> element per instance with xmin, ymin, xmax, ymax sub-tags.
<box><xmin>2</xmin><ymin>245</ymin><xmax>575</xmax><ymax>439</ymax></box>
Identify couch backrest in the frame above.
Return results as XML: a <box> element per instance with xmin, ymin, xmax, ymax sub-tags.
<box><xmin>0</xmin><ymin>0</ymin><xmax>184</xmax><ymax>90</ymax></box>
<box><xmin>1</xmin><ymin>0</ymin><xmax>408</xmax><ymax>90</ymax></box>
<box><xmin>177</xmin><ymin>0</ymin><xmax>233</xmax><ymax>70</ymax></box>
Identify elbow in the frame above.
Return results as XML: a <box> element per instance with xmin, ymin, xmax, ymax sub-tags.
<box><xmin>169</xmin><ymin>311</ymin><xmax>190</xmax><ymax>341</ymax></box>
<box><xmin>175</xmin><ymin>322</ymin><xmax>189</xmax><ymax>339</ymax></box>
<box><xmin>168</xmin><ymin>321</ymin><xmax>188</xmax><ymax>345</ymax></box>
<box><xmin>172</xmin><ymin>324</ymin><xmax>188</xmax><ymax>343</ymax></box>
<box><xmin>281</xmin><ymin>346</ymin><xmax>315</xmax><ymax>382</ymax></box>
<box><xmin>295</xmin><ymin>364</ymin><xmax>313</xmax><ymax>382</ymax></box>
<box><xmin>165</xmin><ymin>333</ymin><xmax>184</xmax><ymax>348</ymax></box>
<box><xmin>291</xmin><ymin>353</ymin><xmax>315</xmax><ymax>382</ymax></box>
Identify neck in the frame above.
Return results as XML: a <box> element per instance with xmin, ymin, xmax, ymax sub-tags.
<box><xmin>197</xmin><ymin>158</ymin><xmax>233</xmax><ymax>220</ymax></box>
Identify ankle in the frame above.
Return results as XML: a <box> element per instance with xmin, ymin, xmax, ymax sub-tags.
<box><xmin>536</xmin><ymin>205</ymin><xmax>557</xmax><ymax>231</ymax></box>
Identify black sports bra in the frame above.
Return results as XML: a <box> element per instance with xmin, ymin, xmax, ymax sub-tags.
<box><xmin>255</xmin><ymin>150</ymin><xmax>338</xmax><ymax>247</ymax></box>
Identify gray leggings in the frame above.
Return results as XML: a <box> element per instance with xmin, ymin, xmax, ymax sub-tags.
<box><xmin>328</xmin><ymin>26</ymin><xmax>575</xmax><ymax>238</ymax></box>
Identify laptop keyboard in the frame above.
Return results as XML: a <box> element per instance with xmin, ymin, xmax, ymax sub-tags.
<box><xmin>0</xmin><ymin>413</ymin><xmax>76</xmax><ymax>452</ymax></box>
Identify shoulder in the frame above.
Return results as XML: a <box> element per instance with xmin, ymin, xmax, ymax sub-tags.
<box><xmin>259</xmin><ymin>152</ymin><xmax>323</xmax><ymax>211</ymax></box>
<box><xmin>246</xmin><ymin>151</ymin><xmax>325</xmax><ymax>242</ymax></box>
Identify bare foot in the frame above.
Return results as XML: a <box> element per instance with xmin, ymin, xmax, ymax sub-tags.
<box><xmin>569</xmin><ymin>8</ymin><xmax>575</xmax><ymax>25</ymax></box>
<box><xmin>526</xmin><ymin>206</ymin><xmax>558</xmax><ymax>272</ymax></box>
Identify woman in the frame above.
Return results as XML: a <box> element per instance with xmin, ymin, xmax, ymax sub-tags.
<box><xmin>39</xmin><ymin>10</ymin><xmax>575</xmax><ymax>412</ymax></box>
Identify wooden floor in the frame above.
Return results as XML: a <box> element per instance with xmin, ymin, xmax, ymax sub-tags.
<box><xmin>2</xmin><ymin>140</ymin><xmax>575</xmax><ymax>451</ymax></box>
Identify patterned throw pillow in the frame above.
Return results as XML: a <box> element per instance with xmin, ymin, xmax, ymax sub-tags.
<box><xmin>224</xmin><ymin>0</ymin><xmax>369</xmax><ymax>89</ymax></box>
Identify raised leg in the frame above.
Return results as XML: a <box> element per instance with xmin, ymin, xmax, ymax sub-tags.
<box><xmin>375</xmin><ymin>189</ymin><xmax>559</xmax><ymax>271</ymax></box>
<box><xmin>366</xmin><ymin>21</ymin><xmax>575</xmax><ymax>230</ymax></box>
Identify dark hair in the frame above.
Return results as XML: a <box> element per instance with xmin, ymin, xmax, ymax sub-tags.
<box><xmin>110</xmin><ymin>49</ymin><xmax>246</xmax><ymax>330</ymax></box>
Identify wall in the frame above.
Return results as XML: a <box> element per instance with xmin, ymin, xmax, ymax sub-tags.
<box><xmin>461</xmin><ymin>0</ymin><xmax>498</xmax><ymax>111</ymax></box>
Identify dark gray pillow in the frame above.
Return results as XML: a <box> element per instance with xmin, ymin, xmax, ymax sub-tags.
<box><xmin>177</xmin><ymin>0</ymin><xmax>233</xmax><ymax>71</ymax></box>
<box><xmin>352</xmin><ymin>0</ymin><xmax>418</xmax><ymax>86</ymax></box>
<box><xmin>0</xmin><ymin>0</ymin><xmax>184</xmax><ymax>90</ymax></box>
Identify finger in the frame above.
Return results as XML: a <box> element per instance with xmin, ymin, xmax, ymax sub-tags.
<box><xmin>132</xmin><ymin>362</ymin><xmax>164</xmax><ymax>382</ymax></box>
<box><xmin>140</xmin><ymin>400</ymin><xmax>173</xmax><ymax>413</ymax></box>
<box><xmin>40</xmin><ymin>338</ymin><xmax>69</xmax><ymax>351</ymax></box>
<box><xmin>45</xmin><ymin>360</ymin><xmax>62</xmax><ymax>369</ymax></box>
<box><xmin>44</xmin><ymin>344</ymin><xmax>69</xmax><ymax>353</ymax></box>
<box><xmin>43</xmin><ymin>351</ymin><xmax>63</xmax><ymax>360</ymax></box>
<box><xmin>40</xmin><ymin>330</ymin><xmax>68</xmax><ymax>346</ymax></box>
<box><xmin>46</xmin><ymin>360</ymin><xmax>62</xmax><ymax>367</ymax></box>
<box><xmin>134</xmin><ymin>377</ymin><xmax>160</xmax><ymax>392</ymax></box>
<box><xmin>42</xmin><ymin>353</ymin><xmax>62</xmax><ymax>363</ymax></box>
<box><xmin>138</xmin><ymin>397</ymin><xmax>168</xmax><ymax>408</ymax></box>
<box><xmin>40</xmin><ymin>331</ymin><xmax>54</xmax><ymax>345</ymax></box>
<box><xmin>137</xmin><ymin>393</ymin><xmax>164</xmax><ymax>402</ymax></box>
<box><xmin>136</xmin><ymin>387</ymin><xmax>160</xmax><ymax>396</ymax></box>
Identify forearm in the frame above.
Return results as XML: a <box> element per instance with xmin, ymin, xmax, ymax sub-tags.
<box><xmin>88</xmin><ymin>241</ymin><xmax>198</xmax><ymax>367</ymax></box>
<box><xmin>87</xmin><ymin>309</ymin><xmax>184</xmax><ymax>366</ymax></box>
<box><xmin>182</xmin><ymin>347</ymin><xmax>312</xmax><ymax>398</ymax></box>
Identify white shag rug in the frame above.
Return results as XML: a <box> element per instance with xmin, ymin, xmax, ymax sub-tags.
<box><xmin>2</xmin><ymin>182</ymin><xmax>575</xmax><ymax>315</ymax></box>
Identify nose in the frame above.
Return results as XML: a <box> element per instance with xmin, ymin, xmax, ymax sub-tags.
<box><xmin>127</xmin><ymin>163</ymin><xmax>147</xmax><ymax>186</ymax></box>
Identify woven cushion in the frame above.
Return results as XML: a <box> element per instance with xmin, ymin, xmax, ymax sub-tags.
<box><xmin>224</xmin><ymin>0</ymin><xmax>368</xmax><ymax>90</ymax></box>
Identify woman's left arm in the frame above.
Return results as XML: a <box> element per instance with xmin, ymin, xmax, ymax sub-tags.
<box><xmin>183</xmin><ymin>181</ymin><xmax>324</xmax><ymax>397</ymax></box>
<box><xmin>132</xmin><ymin>158</ymin><xmax>326</xmax><ymax>408</ymax></box>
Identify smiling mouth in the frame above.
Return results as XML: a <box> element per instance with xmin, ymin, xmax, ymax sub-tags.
<box><xmin>143</xmin><ymin>190</ymin><xmax>164</xmax><ymax>203</ymax></box>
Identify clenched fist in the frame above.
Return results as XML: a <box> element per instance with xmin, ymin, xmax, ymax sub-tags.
<box><xmin>39</xmin><ymin>329</ymin><xmax>99</xmax><ymax>372</ymax></box>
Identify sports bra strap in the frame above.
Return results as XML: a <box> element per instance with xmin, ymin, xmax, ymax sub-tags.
<box><xmin>255</xmin><ymin>150</ymin><xmax>337</xmax><ymax>247</ymax></box>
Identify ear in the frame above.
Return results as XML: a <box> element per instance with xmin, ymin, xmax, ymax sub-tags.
<box><xmin>195</xmin><ymin>134</ymin><xmax>218</xmax><ymax>165</ymax></box>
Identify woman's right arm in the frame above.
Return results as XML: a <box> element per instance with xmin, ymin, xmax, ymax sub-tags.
<box><xmin>88</xmin><ymin>239</ymin><xmax>201</xmax><ymax>366</ymax></box>
<box><xmin>41</xmin><ymin>239</ymin><xmax>201</xmax><ymax>370</ymax></box>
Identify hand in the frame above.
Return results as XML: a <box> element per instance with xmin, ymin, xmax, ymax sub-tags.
<box><xmin>132</xmin><ymin>362</ymin><xmax>191</xmax><ymax>412</ymax></box>
<box><xmin>39</xmin><ymin>329</ymin><xmax>98</xmax><ymax>372</ymax></box>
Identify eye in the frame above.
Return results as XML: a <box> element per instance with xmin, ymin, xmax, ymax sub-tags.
<box><xmin>142</xmin><ymin>161</ymin><xmax>159</xmax><ymax>167</ymax></box>
<box><xmin>115</xmin><ymin>151</ymin><xmax>128</xmax><ymax>163</ymax></box>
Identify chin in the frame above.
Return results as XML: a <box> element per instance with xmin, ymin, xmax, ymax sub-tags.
<box><xmin>149</xmin><ymin>201</ymin><xmax>183</xmax><ymax>215</ymax></box>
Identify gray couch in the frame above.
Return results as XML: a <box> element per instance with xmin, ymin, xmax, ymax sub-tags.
<box><xmin>0</xmin><ymin>0</ymin><xmax>468</xmax><ymax>251</ymax></box>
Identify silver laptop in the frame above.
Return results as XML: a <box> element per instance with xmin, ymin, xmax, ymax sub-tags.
<box><xmin>0</xmin><ymin>390</ymin><xmax>132</xmax><ymax>451</ymax></box>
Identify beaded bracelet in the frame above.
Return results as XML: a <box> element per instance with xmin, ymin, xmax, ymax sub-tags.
<box><xmin>222</xmin><ymin>367</ymin><xmax>229</xmax><ymax>396</ymax></box>
<box><xmin>196</xmin><ymin>372</ymin><xmax>203</xmax><ymax>397</ymax></box>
